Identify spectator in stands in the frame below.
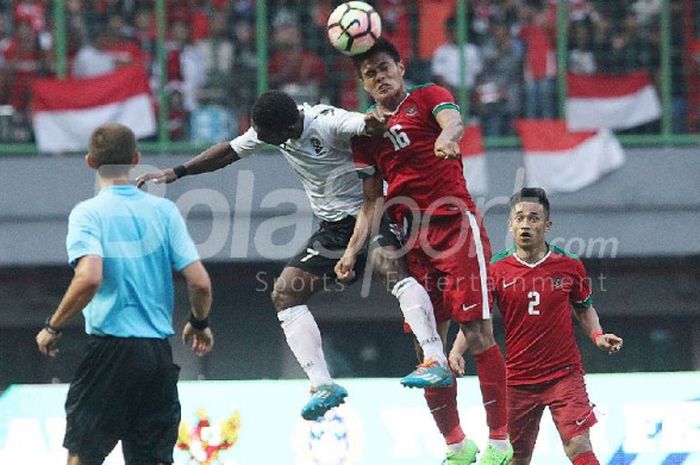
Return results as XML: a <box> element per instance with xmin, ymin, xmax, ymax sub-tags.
<box><xmin>477</xmin><ymin>19</ymin><xmax>522</xmax><ymax>136</ymax></box>
<box><xmin>160</xmin><ymin>17</ymin><xmax>205</xmax><ymax>113</ymax></box>
<box><xmin>14</xmin><ymin>0</ymin><xmax>45</xmax><ymax>34</ymax></box>
<box><xmin>230</xmin><ymin>19</ymin><xmax>257</xmax><ymax>122</ymax></box>
<box><xmin>72</xmin><ymin>27</ymin><xmax>116</xmax><ymax>78</ymax></box>
<box><xmin>268</xmin><ymin>20</ymin><xmax>326</xmax><ymax>104</ymax></box>
<box><xmin>518</xmin><ymin>0</ymin><xmax>556</xmax><ymax>119</ymax></box>
<box><xmin>599</xmin><ymin>12</ymin><xmax>653</xmax><ymax>74</ymax></box>
<box><xmin>1</xmin><ymin>20</ymin><xmax>44</xmax><ymax>111</ymax></box>
<box><xmin>431</xmin><ymin>16</ymin><xmax>483</xmax><ymax>105</ymax></box>
<box><xmin>65</xmin><ymin>0</ymin><xmax>89</xmax><ymax>47</ymax></box>
<box><xmin>195</xmin><ymin>10</ymin><xmax>234</xmax><ymax>106</ymax></box>
<box><xmin>378</xmin><ymin>0</ymin><xmax>414</xmax><ymax>62</ymax></box>
<box><xmin>103</xmin><ymin>13</ymin><xmax>146</xmax><ymax>69</ymax></box>
<box><xmin>568</xmin><ymin>20</ymin><xmax>597</xmax><ymax>74</ymax></box>
<box><xmin>133</xmin><ymin>8</ymin><xmax>155</xmax><ymax>71</ymax></box>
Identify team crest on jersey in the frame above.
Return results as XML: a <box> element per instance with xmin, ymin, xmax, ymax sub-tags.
<box><xmin>404</xmin><ymin>104</ymin><xmax>418</xmax><ymax>116</ymax></box>
<box><xmin>310</xmin><ymin>137</ymin><xmax>327</xmax><ymax>156</ymax></box>
<box><xmin>552</xmin><ymin>275</ymin><xmax>564</xmax><ymax>289</ymax></box>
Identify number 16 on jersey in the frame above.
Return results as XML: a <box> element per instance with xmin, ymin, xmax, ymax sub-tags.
<box><xmin>384</xmin><ymin>124</ymin><xmax>411</xmax><ymax>151</ymax></box>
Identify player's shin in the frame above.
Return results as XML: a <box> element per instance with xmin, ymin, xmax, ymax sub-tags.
<box><xmin>277</xmin><ymin>305</ymin><xmax>332</xmax><ymax>387</ymax></box>
<box><xmin>424</xmin><ymin>381</ymin><xmax>465</xmax><ymax>446</ymax></box>
<box><xmin>473</xmin><ymin>344</ymin><xmax>508</xmax><ymax>441</ymax></box>
<box><xmin>392</xmin><ymin>277</ymin><xmax>446</xmax><ymax>365</ymax></box>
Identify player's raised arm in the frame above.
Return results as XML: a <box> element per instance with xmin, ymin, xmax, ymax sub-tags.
<box><xmin>573</xmin><ymin>305</ymin><xmax>623</xmax><ymax>354</ymax></box>
<box><xmin>434</xmin><ymin>108</ymin><xmax>464</xmax><ymax>160</ymax></box>
<box><xmin>136</xmin><ymin>142</ymin><xmax>240</xmax><ymax>187</ymax></box>
<box><xmin>335</xmin><ymin>172</ymin><xmax>384</xmax><ymax>282</ymax></box>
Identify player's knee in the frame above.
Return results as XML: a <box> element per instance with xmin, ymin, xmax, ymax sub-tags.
<box><xmin>511</xmin><ymin>457</ymin><xmax>532</xmax><ymax>465</ymax></box>
<box><xmin>271</xmin><ymin>287</ymin><xmax>300</xmax><ymax>311</ymax></box>
<box><xmin>370</xmin><ymin>248</ymin><xmax>407</xmax><ymax>289</ymax></box>
<box><xmin>563</xmin><ymin>434</ymin><xmax>593</xmax><ymax>460</ymax></box>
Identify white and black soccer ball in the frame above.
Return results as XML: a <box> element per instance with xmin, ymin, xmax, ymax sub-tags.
<box><xmin>326</xmin><ymin>1</ymin><xmax>382</xmax><ymax>56</ymax></box>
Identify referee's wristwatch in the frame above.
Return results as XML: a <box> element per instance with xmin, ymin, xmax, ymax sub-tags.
<box><xmin>188</xmin><ymin>313</ymin><xmax>209</xmax><ymax>330</ymax></box>
<box><xmin>44</xmin><ymin>316</ymin><xmax>63</xmax><ymax>336</ymax></box>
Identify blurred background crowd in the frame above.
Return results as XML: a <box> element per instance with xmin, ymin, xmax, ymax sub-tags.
<box><xmin>0</xmin><ymin>0</ymin><xmax>698</xmax><ymax>143</ymax></box>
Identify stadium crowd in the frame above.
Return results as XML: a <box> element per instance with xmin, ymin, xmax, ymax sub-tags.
<box><xmin>0</xmin><ymin>0</ymin><xmax>698</xmax><ymax>143</ymax></box>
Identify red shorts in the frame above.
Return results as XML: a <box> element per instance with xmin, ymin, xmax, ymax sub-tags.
<box><xmin>508</xmin><ymin>368</ymin><xmax>597</xmax><ymax>460</ymax></box>
<box><xmin>403</xmin><ymin>210</ymin><xmax>492</xmax><ymax>332</ymax></box>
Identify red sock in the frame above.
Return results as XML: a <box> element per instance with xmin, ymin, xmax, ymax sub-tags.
<box><xmin>424</xmin><ymin>377</ymin><xmax>465</xmax><ymax>445</ymax></box>
<box><xmin>473</xmin><ymin>344</ymin><xmax>508</xmax><ymax>440</ymax></box>
<box><xmin>573</xmin><ymin>451</ymin><xmax>600</xmax><ymax>465</ymax></box>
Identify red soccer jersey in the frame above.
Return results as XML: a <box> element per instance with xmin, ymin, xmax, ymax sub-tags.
<box><xmin>352</xmin><ymin>84</ymin><xmax>477</xmax><ymax>219</ymax></box>
<box><xmin>489</xmin><ymin>245</ymin><xmax>593</xmax><ymax>385</ymax></box>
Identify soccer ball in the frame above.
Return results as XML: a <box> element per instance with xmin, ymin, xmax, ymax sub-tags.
<box><xmin>326</xmin><ymin>1</ymin><xmax>382</xmax><ymax>56</ymax></box>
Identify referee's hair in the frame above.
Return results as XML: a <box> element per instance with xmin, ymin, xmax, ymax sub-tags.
<box><xmin>510</xmin><ymin>187</ymin><xmax>550</xmax><ymax>219</ymax></box>
<box><xmin>351</xmin><ymin>37</ymin><xmax>401</xmax><ymax>75</ymax></box>
<box><xmin>251</xmin><ymin>90</ymin><xmax>299</xmax><ymax>131</ymax></box>
<box><xmin>88</xmin><ymin>123</ymin><xmax>136</xmax><ymax>167</ymax></box>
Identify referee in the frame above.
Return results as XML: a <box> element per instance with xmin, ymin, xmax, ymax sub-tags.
<box><xmin>35</xmin><ymin>123</ymin><xmax>213</xmax><ymax>465</ymax></box>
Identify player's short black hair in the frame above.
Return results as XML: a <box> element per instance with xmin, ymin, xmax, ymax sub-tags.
<box><xmin>251</xmin><ymin>90</ymin><xmax>299</xmax><ymax>131</ymax></box>
<box><xmin>351</xmin><ymin>37</ymin><xmax>401</xmax><ymax>75</ymax></box>
<box><xmin>510</xmin><ymin>187</ymin><xmax>550</xmax><ymax>219</ymax></box>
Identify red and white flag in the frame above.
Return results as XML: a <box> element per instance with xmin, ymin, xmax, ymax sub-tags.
<box><xmin>459</xmin><ymin>124</ymin><xmax>488</xmax><ymax>195</ymax></box>
<box><xmin>31</xmin><ymin>65</ymin><xmax>156</xmax><ymax>153</ymax></box>
<box><xmin>565</xmin><ymin>71</ymin><xmax>661</xmax><ymax>131</ymax></box>
<box><xmin>516</xmin><ymin>119</ymin><xmax>625</xmax><ymax>193</ymax></box>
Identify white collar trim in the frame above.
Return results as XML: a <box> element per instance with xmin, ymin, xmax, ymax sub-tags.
<box><xmin>513</xmin><ymin>250</ymin><xmax>551</xmax><ymax>269</ymax></box>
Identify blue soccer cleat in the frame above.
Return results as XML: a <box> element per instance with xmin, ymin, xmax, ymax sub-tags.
<box><xmin>301</xmin><ymin>383</ymin><xmax>348</xmax><ymax>421</ymax></box>
<box><xmin>401</xmin><ymin>359</ymin><xmax>454</xmax><ymax>389</ymax></box>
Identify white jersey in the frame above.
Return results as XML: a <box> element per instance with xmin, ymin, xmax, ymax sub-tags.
<box><xmin>230</xmin><ymin>103</ymin><xmax>367</xmax><ymax>222</ymax></box>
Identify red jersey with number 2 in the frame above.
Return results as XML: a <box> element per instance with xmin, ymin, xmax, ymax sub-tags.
<box><xmin>489</xmin><ymin>246</ymin><xmax>593</xmax><ymax>385</ymax></box>
<box><xmin>352</xmin><ymin>84</ymin><xmax>477</xmax><ymax>217</ymax></box>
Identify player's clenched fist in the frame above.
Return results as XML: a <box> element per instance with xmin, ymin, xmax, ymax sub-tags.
<box><xmin>135</xmin><ymin>168</ymin><xmax>177</xmax><ymax>188</ymax></box>
<box><xmin>434</xmin><ymin>138</ymin><xmax>461</xmax><ymax>160</ymax></box>
<box><xmin>335</xmin><ymin>254</ymin><xmax>357</xmax><ymax>282</ymax></box>
<box><xmin>364</xmin><ymin>108</ymin><xmax>387</xmax><ymax>136</ymax></box>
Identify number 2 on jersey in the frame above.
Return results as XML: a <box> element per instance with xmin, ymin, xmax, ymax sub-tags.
<box><xmin>527</xmin><ymin>291</ymin><xmax>540</xmax><ymax>315</ymax></box>
<box><xmin>384</xmin><ymin>124</ymin><xmax>411</xmax><ymax>151</ymax></box>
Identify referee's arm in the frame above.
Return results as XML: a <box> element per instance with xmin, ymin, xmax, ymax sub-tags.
<box><xmin>36</xmin><ymin>255</ymin><xmax>102</xmax><ymax>356</ymax></box>
<box><xmin>180</xmin><ymin>261</ymin><xmax>214</xmax><ymax>356</ymax></box>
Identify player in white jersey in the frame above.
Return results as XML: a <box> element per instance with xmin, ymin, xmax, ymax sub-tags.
<box><xmin>137</xmin><ymin>90</ymin><xmax>452</xmax><ymax>420</ymax></box>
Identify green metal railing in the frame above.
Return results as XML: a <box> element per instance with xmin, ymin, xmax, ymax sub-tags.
<box><xmin>0</xmin><ymin>0</ymin><xmax>697</xmax><ymax>155</ymax></box>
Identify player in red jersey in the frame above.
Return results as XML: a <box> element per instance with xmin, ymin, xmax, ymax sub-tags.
<box><xmin>450</xmin><ymin>187</ymin><xmax>623</xmax><ymax>465</ymax></box>
<box><xmin>335</xmin><ymin>38</ymin><xmax>512</xmax><ymax>465</ymax></box>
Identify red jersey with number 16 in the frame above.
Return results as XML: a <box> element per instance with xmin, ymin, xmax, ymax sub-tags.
<box><xmin>352</xmin><ymin>84</ymin><xmax>477</xmax><ymax>217</ymax></box>
<box><xmin>489</xmin><ymin>245</ymin><xmax>593</xmax><ymax>386</ymax></box>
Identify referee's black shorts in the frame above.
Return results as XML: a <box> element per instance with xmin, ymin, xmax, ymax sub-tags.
<box><xmin>63</xmin><ymin>336</ymin><xmax>181</xmax><ymax>465</ymax></box>
<box><xmin>287</xmin><ymin>213</ymin><xmax>402</xmax><ymax>281</ymax></box>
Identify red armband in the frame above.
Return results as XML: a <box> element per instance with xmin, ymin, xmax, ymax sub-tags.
<box><xmin>591</xmin><ymin>330</ymin><xmax>603</xmax><ymax>343</ymax></box>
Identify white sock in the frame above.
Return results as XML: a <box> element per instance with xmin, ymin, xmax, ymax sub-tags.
<box><xmin>392</xmin><ymin>277</ymin><xmax>447</xmax><ymax>366</ymax></box>
<box><xmin>447</xmin><ymin>439</ymin><xmax>466</xmax><ymax>452</ymax></box>
<box><xmin>278</xmin><ymin>305</ymin><xmax>333</xmax><ymax>387</ymax></box>
<box><xmin>488</xmin><ymin>439</ymin><xmax>510</xmax><ymax>451</ymax></box>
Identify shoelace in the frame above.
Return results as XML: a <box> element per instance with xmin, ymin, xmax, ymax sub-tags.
<box><xmin>414</xmin><ymin>359</ymin><xmax>439</xmax><ymax>371</ymax></box>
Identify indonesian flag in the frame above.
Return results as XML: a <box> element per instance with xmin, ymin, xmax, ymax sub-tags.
<box><xmin>31</xmin><ymin>65</ymin><xmax>156</xmax><ymax>153</ymax></box>
<box><xmin>565</xmin><ymin>71</ymin><xmax>661</xmax><ymax>131</ymax></box>
<box><xmin>459</xmin><ymin>124</ymin><xmax>488</xmax><ymax>195</ymax></box>
<box><xmin>516</xmin><ymin>120</ymin><xmax>625</xmax><ymax>193</ymax></box>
